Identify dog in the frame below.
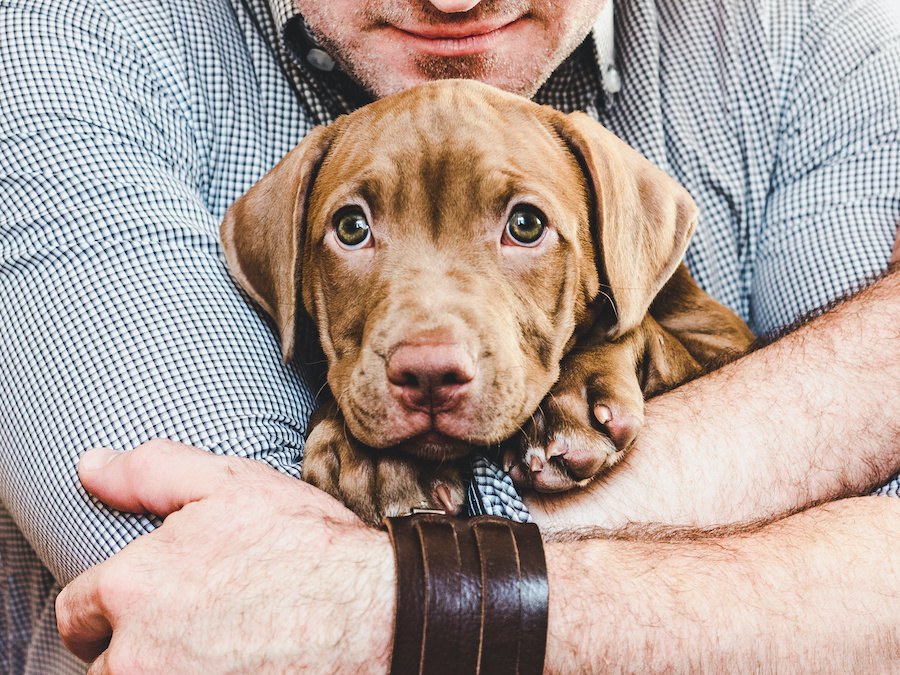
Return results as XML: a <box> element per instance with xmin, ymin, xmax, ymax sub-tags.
<box><xmin>221</xmin><ymin>79</ymin><xmax>754</xmax><ymax>525</ymax></box>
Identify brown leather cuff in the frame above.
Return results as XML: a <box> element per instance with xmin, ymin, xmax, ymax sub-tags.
<box><xmin>384</xmin><ymin>514</ymin><xmax>548</xmax><ymax>675</ymax></box>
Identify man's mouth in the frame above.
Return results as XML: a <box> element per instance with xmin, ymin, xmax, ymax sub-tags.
<box><xmin>386</xmin><ymin>17</ymin><xmax>524</xmax><ymax>57</ymax></box>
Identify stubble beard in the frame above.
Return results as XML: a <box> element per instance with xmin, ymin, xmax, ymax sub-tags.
<box><xmin>301</xmin><ymin>1</ymin><xmax>598</xmax><ymax>99</ymax></box>
<box><xmin>313</xmin><ymin>31</ymin><xmax>565</xmax><ymax>99</ymax></box>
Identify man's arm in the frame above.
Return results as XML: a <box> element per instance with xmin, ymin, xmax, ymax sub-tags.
<box><xmin>0</xmin><ymin>0</ymin><xmax>310</xmax><ymax>584</ymax></box>
<box><xmin>56</xmin><ymin>443</ymin><xmax>900</xmax><ymax>673</ymax></box>
<box><xmin>544</xmin><ymin>495</ymin><xmax>900</xmax><ymax>672</ymax></box>
<box><xmin>528</xmin><ymin>263</ymin><xmax>900</xmax><ymax>530</ymax></box>
<box><xmin>530</xmin><ymin>0</ymin><xmax>900</xmax><ymax>530</ymax></box>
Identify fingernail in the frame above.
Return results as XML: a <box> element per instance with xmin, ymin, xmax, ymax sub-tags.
<box><xmin>529</xmin><ymin>453</ymin><xmax>544</xmax><ymax>473</ymax></box>
<box><xmin>79</xmin><ymin>448</ymin><xmax>118</xmax><ymax>472</ymax></box>
<box><xmin>502</xmin><ymin>449</ymin><xmax>517</xmax><ymax>473</ymax></box>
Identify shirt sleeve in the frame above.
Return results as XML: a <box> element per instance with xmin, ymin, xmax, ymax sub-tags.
<box><xmin>750</xmin><ymin>0</ymin><xmax>900</xmax><ymax>334</ymax></box>
<box><xmin>0</xmin><ymin>1</ymin><xmax>316</xmax><ymax>584</ymax></box>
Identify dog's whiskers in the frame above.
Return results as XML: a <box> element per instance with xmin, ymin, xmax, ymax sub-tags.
<box><xmin>597</xmin><ymin>288</ymin><xmax>618</xmax><ymax>320</ymax></box>
<box><xmin>313</xmin><ymin>380</ymin><xmax>330</xmax><ymax>404</ymax></box>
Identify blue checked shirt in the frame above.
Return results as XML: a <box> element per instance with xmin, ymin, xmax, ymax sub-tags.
<box><xmin>2</xmin><ymin>0</ymin><xmax>899</xmax><ymax>671</ymax></box>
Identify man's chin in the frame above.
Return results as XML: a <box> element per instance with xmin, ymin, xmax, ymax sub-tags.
<box><xmin>379</xmin><ymin>65</ymin><xmax>549</xmax><ymax>99</ymax></box>
<box><xmin>329</xmin><ymin>41</ymin><xmax>553</xmax><ymax>100</ymax></box>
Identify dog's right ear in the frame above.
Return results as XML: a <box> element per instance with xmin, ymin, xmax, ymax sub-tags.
<box><xmin>220</xmin><ymin>125</ymin><xmax>334</xmax><ymax>362</ymax></box>
<box><xmin>552</xmin><ymin>112</ymin><xmax>698</xmax><ymax>339</ymax></box>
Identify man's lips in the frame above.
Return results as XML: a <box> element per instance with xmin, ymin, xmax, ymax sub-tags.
<box><xmin>396</xmin><ymin>16</ymin><xmax>516</xmax><ymax>39</ymax></box>
<box><xmin>386</xmin><ymin>18</ymin><xmax>524</xmax><ymax>57</ymax></box>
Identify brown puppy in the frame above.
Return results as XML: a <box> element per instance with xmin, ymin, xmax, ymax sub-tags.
<box><xmin>221</xmin><ymin>80</ymin><xmax>754</xmax><ymax>525</ymax></box>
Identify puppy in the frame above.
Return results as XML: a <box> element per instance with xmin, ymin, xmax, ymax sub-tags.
<box><xmin>221</xmin><ymin>80</ymin><xmax>754</xmax><ymax>525</ymax></box>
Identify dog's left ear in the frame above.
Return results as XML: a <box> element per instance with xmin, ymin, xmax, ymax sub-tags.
<box><xmin>220</xmin><ymin>124</ymin><xmax>335</xmax><ymax>361</ymax></box>
<box><xmin>553</xmin><ymin>112</ymin><xmax>697</xmax><ymax>338</ymax></box>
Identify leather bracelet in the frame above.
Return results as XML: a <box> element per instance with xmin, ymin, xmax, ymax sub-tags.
<box><xmin>384</xmin><ymin>513</ymin><xmax>548</xmax><ymax>675</ymax></box>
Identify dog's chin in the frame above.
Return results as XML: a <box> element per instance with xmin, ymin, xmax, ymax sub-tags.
<box><xmin>395</xmin><ymin>431</ymin><xmax>477</xmax><ymax>462</ymax></box>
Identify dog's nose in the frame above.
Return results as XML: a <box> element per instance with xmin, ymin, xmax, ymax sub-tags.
<box><xmin>387</xmin><ymin>343</ymin><xmax>475</xmax><ymax>413</ymax></box>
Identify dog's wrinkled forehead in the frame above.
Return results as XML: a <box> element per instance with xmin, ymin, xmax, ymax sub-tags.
<box><xmin>309</xmin><ymin>80</ymin><xmax>586</xmax><ymax>234</ymax></box>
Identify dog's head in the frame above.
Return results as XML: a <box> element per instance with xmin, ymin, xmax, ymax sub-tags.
<box><xmin>221</xmin><ymin>80</ymin><xmax>695</xmax><ymax>460</ymax></box>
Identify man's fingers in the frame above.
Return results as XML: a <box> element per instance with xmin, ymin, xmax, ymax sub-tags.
<box><xmin>78</xmin><ymin>440</ymin><xmax>245</xmax><ymax>517</ymax></box>
<box><xmin>79</xmin><ymin>439</ymin><xmax>360</xmax><ymax>524</ymax></box>
<box><xmin>56</xmin><ymin>568</ymin><xmax>113</xmax><ymax>663</ymax></box>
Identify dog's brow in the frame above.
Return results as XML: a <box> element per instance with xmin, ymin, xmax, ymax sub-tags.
<box><xmin>356</xmin><ymin>176</ymin><xmax>386</xmax><ymax>214</ymax></box>
<box><xmin>485</xmin><ymin>170</ymin><xmax>543</xmax><ymax>214</ymax></box>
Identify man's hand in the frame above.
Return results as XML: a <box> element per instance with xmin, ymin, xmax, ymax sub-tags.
<box><xmin>55</xmin><ymin>441</ymin><xmax>395</xmax><ymax>674</ymax></box>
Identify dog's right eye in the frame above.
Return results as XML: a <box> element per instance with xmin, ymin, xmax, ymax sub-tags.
<box><xmin>504</xmin><ymin>205</ymin><xmax>546</xmax><ymax>247</ymax></box>
<box><xmin>334</xmin><ymin>208</ymin><xmax>371</xmax><ymax>249</ymax></box>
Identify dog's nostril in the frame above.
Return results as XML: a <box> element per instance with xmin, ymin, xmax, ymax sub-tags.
<box><xmin>441</xmin><ymin>371</ymin><xmax>468</xmax><ymax>387</ymax></box>
<box><xmin>394</xmin><ymin>370</ymin><xmax>421</xmax><ymax>389</ymax></box>
<box><xmin>390</xmin><ymin>366</ymin><xmax>469</xmax><ymax>391</ymax></box>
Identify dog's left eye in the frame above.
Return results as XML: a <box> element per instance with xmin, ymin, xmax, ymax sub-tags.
<box><xmin>334</xmin><ymin>208</ymin><xmax>371</xmax><ymax>249</ymax></box>
<box><xmin>505</xmin><ymin>206</ymin><xmax>546</xmax><ymax>246</ymax></box>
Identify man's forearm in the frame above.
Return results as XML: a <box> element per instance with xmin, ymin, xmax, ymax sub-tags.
<box><xmin>529</xmin><ymin>267</ymin><xmax>900</xmax><ymax>530</ymax></box>
<box><xmin>544</xmin><ymin>496</ymin><xmax>900</xmax><ymax>673</ymax></box>
<box><xmin>58</xmin><ymin>444</ymin><xmax>900</xmax><ymax>672</ymax></box>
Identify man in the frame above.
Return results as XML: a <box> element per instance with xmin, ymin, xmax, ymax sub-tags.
<box><xmin>0</xmin><ymin>0</ymin><xmax>897</xmax><ymax>671</ymax></box>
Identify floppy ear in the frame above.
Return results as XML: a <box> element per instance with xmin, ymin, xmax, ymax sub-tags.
<box><xmin>554</xmin><ymin>112</ymin><xmax>697</xmax><ymax>338</ymax></box>
<box><xmin>220</xmin><ymin>125</ymin><xmax>334</xmax><ymax>362</ymax></box>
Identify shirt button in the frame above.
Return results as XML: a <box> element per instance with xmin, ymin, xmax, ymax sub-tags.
<box><xmin>307</xmin><ymin>48</ymin><xmax>335</xmax><ymax>72</ymax></box>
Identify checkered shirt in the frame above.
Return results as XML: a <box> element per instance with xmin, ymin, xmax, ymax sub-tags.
<box><xmin>2</xmin><ymin>0</ymin><xmax>899</xmax><ymax>671</ymax></box>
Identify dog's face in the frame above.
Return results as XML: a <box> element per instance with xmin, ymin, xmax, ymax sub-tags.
<box><xmin>222</xmin><ymin>80</ymin><xmax>697</xmax><ymax>461</ymax></box>
<box><xmin>300</xmin><ymin>84</ymin><xmax>594</xmax><ymax>458</ymax></box>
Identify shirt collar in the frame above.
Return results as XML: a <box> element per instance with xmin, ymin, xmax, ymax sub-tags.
<box><xmin>593</xmin><ymin>0</ymin><xmax>621</xmax><ymax>94</ymax></box>
<box><xmin>269</xmin><ymin>0</ymin><xmax>295</xmax><ymax>41</ymax></box>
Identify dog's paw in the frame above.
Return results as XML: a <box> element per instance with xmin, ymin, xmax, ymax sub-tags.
<box><xmin>505</xmin><ymin>393</ymin><xmax>640</xmax><ymax>492</ymax></box>
<box><xmin>505</xmin><ymin>348</ymin><xmax>645</xmax><ymax>493</ymax></box>
<box><xmin>302</xmin><ymin>416</ymin><xmax>466</xmax><ymax>526</ymax></box>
